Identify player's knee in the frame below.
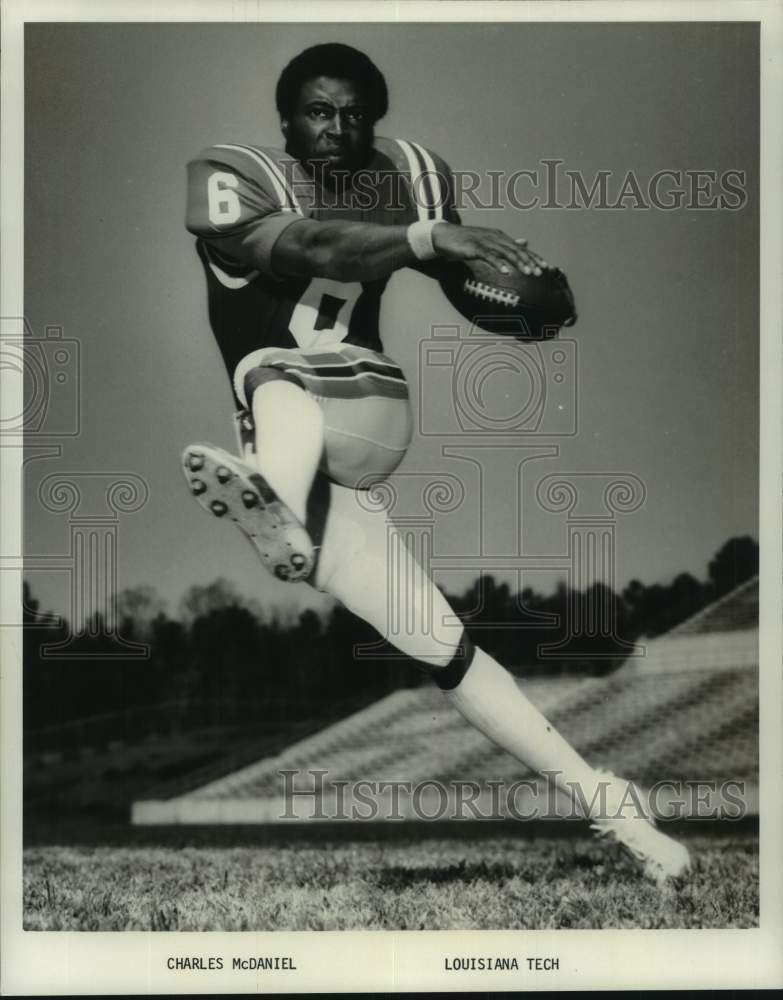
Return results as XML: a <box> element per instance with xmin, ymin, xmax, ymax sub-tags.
<box><xmin>323</xmin><ymin>440</ymin><xmax>407</xmax><ymax>489</ymax></box>
<box><xmin>322</xmin><ymin>401</ymin><xmax>413</xmax><ymax>489</ymax></box>
<box><xmin>416</xmin><ymin>629</ymin><xmax>476</xmax><ymax>690</ymax></box>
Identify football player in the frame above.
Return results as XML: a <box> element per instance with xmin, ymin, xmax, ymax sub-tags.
<box><xmin>183</xmin><ymin>43</ymin><xmax>690</xmax><ymax>884</ymax></box>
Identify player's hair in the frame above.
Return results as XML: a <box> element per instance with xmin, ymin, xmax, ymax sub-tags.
<box><xmin>275</xmin><ymin>43</ymin><xmax>389</xmax><ymax>123</ymax></box>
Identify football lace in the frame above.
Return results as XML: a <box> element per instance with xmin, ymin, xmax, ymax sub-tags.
<box><xmin>464</xmin><ymin>279</ymin><xmax>520</xmax><ymax>308</ymax></box>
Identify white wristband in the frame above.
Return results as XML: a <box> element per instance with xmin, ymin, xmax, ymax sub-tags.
<box><xmin>406</xmin><ymin>219</ymin><xmax>439</xmax><ymax>261</ymax></box>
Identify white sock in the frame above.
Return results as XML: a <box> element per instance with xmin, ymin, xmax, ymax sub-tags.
<box><xmin>445</xmin><ymin>647</ymin><xmax>602</xmax><ymax>813</ymax></box>
<box><xmin>251</xmin><ymin>380</ymin><xmax>324</xmax><ymax>524</ymax></box>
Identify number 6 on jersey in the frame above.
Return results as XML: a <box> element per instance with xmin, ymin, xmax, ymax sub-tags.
<box><xmin>208</xmin><ymin>171</ymin><xmax>241</xmax><ymax>225</ymax></box>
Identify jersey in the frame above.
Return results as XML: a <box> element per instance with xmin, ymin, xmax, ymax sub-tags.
<box><xmin>185</xmin><ymin>138</ymin><xmax>458</xmax><ymax>402</ymax></box>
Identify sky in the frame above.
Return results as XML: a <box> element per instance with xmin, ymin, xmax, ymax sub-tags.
<box><xmin>22</xmin><ymin>20</ymin><xmax>759</xmax><ymax>623</ymax></box>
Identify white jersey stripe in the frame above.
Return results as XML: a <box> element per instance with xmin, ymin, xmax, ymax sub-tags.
<box><xmin>213</xmin><ymin>143</ymin><xmax>303</xmax><ymax>216</ymax></box>
<box><xmin>394</xmin><ymin>138</ymin><xmax>431</xmax><ymax>222</ymax></box>
<box><xmin>408</xmin><ymin>140</ymin><xmax>444</xmax><ymax>220</ymax></box>
<box><xmin>248</xmin><ymin>145</ymin><xmax>304</xmax><ymax>216</ymax></box>
<box><xmin>203</xmin><ymin>242</ymin><xmax>260</xmax><ymax>288</ymax></box>
<box><xmin>207</xmin><ymin>261</ymin><xmax>260</xmax><ymax>289</ymax></box>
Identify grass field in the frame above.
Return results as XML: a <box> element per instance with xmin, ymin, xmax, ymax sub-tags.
<box><xmin>23</xmin><ymin>832</ymin><xmax>758</xmax><ymax>931</ymax></box>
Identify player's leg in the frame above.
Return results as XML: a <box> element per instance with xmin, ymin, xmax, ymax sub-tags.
<box><xmin>318</xmin><ymin>487</ymin><xmax>602</xmax><ymax>788</ymax></box>
<box><xmin>317</xmin><ymin>488</ymin><xmax>690</xmax><ymax>884</ymax></box>
<box><xmin>184</xmin><ymin>344</ymin><xmax>689</xmax><ymax>882</ymax></box>
<box><xmin>444</xmin><ymin>648</ymin><xmax>690</xmax><ymax>884</ymax></box>
<box><xmin>181</xmin><ymin>349</ymin><xmax>320</xmax><ymax>581</ymax></box>
<box><xmin>247</xmin><ymin>376</ymin><xmax>324</xmax><ymax>526</ymax></box>
<box><xmin>183</xmin><ymin>343</ymin><xmax>413</xmax><ymax>582</ymax></box>
<box><xmin>231</xmin><ymin>348</ymin><xmax>686</xmax><ymax>880</ymax></box>
<box><xmin>233</xmin><ymin>347</ymin><xmax>329</xmax><ymax>529</ymax></box>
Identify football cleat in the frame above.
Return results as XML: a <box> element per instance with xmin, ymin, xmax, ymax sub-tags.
<box><xmin>589</xmin><ymin>770</ymin><xmax>691</xmax><ymax>886</ymax></box>
<box><xmin>181</xmin><ymin>442</ymin><xmax>315</xmax><ymax>583</ymax></box>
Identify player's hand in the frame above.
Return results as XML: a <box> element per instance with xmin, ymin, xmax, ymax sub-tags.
<box><xmin>431</xmin><ymin>221</ymin><xmax>553</xmax><ymax>276</ymax></box>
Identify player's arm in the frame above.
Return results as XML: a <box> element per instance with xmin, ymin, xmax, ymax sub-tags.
<box><xmin>267</xmin><ymin>218</ymin><xmax>414</xmax><ymax>282</ymax></box>
<box><xmin>270</xmin><ymin>217</ymin><xmax>546</xmax><ymax>283</ymax></box>
<box><xmin>270</xmin><ymin>138</ymin><xmax>548</xmax><ymax>281</ymax></box>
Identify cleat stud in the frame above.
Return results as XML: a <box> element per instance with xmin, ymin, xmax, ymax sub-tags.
<box><xmin>216</xmin><ymin>466</ymin><xmax>232</xmax><ymax>484</ymax></box>
<box><xmin>291</xmin><ymin>554</ymin><xmax>306</xmax><ymax>570</ymax></box>
<box><xmin>210</xmin><ymin>500</ymin><xmax>228</xmax><ymax>517</ymax></box>
<box><xmin>187</xmin><ymin>453</ymin><xmax>204</xmax><ymax>472</ymax></box>
<box><xmin>241</xmin><ymin>490</ymin><xmax>258</xmax><ymax>509</ymax></box>
<box><xmin>190</xmin><ymin>478</ymin><xmax>207</xmax><ymax>496</ymax></box>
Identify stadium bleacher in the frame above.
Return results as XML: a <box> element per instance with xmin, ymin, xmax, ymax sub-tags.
<box><xmin>132</xmin><ymin>578</ymin><xmax>759</xmax><ymax>825</ymax></box>
<box><xmin>667</xmin><ymin>576</ymin><xmax>758</xmax><ymax>636</ymax></box>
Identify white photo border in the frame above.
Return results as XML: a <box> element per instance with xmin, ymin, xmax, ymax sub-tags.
<box><xmin>2</xmin><ymin>0</ymin><xmax>781</xmax><ymax>993</ymax></box>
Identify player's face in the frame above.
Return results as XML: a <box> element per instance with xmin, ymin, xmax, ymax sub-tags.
<box><xmin>282</xmin><ymin>76</ymin><xmax>374</xmax><ymax>180</ymax></box>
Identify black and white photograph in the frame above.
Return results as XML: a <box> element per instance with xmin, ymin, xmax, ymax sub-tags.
<box><xmin>2</xmin><ymin>0</ymin><xmax>781</xmax><ymax>993</ymax></box>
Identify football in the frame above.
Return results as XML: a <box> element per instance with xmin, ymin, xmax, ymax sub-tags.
<box><xmin>439</xmin><ymin>259</ymin><xmax>577</xmax><ymax>339</ymax></box>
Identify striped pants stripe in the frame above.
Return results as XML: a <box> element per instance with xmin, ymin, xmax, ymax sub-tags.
<box><xmin>233</xmin><ymin>343</ymin><xmax>414</xmax><ymax>488</ymax></box>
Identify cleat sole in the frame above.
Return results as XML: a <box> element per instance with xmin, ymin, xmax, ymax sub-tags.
<box><xmin>181</xmin><ymin>442</ymin><xmax>315</xmax><ymax>583</ymax></box>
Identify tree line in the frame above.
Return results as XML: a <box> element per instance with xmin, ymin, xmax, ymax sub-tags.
<box><xmin>23</xmin><ymin>535</ymin><xmax>758</xmax><ymax>740</ymax></box>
